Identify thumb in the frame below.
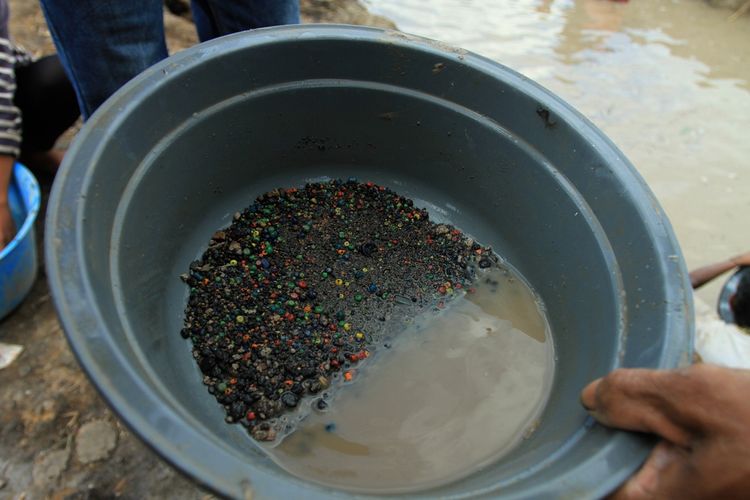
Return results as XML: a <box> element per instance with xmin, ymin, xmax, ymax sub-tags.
<box><xmin>609</xmin><ymin>440</ymin><xmax>688</xmax><ymax>499</ymax></box>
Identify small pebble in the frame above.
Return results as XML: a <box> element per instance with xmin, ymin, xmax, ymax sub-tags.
<box><xmin>281</xmin><ymin>392</ymin><xmax>299</xmax><ymax>408</ymax></box>
<box><xmin>359</xmin><ymin>242</ymin><xmax>378</xmax><ymax>257</ymax></box>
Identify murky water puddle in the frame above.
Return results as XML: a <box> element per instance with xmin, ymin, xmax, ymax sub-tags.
<box><xmin>264</xmin><ymin>265</ymin><xmax>554</xmax><ymax>493</ymax></box>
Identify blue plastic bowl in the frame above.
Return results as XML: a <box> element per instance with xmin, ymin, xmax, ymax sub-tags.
<box><xmin>0</xmin><ymin>163</ymin><xmax>40</xmax><ymax>320</ymax></box>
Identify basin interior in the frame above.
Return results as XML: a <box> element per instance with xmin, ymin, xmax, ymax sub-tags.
<box><xmin>105</xmin><ymin>87</ymin><xmax>618</xmax><ymax>490</ymax></box>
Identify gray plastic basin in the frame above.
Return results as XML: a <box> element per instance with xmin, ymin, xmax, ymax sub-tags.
<box><xmin>45</xmin><ymin>25</ymin><xmax>692</xmax><ymax>499</ymax></box>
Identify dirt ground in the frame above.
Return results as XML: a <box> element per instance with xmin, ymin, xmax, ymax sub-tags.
<box><xmin>0</xmin><ymin>2</ymin><xmax>392</xmax><ymax>499</ymax></box>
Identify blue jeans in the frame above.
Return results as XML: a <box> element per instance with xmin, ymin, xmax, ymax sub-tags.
<box><xmin>40</xmin><ymin>0</ymin><xmax>299</xmax><ymax>119</ymax></box>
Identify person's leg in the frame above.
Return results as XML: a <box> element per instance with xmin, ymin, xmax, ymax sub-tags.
<box><xmin>38</xmin><ymin>0</ymin><xmax>168</xmax><ymax>119</ymax></box>
<box><xmin>190</xmin><ymin>0</ymin><xmax>299</xmax><ymax>42</ymax></box>
<box><xmin>14</xmin><ymin>55</ymin><xmax>79</xmax><ymax>153</ymax></box>
<box><xmin>191</xmin><ymin>0</ymin><xmax>220</xmax><ymax>41</ymax></box>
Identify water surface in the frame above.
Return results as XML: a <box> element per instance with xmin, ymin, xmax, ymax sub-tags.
<box><xmin>268</xmin><ymin>266</ymin><xmax>554</xmax><ymax>493</ymax></box>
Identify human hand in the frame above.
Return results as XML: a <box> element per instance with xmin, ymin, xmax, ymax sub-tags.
<box><xmin>0</xmin><ymin>154</ymin><xmax>14</xmax><ymax>250</ymax></box>
<box><xmin>581</xmin><ymin>364</ymin><xmax>750</xmax><ymax>499</ymax></box>
<box><xmin>690</xmin><ymin>251</ymin><xmax>750</xmax><ymax>289</ymax></box>
<box><xmin>0</xmin><ymin>200</ymin><xmax>15</xmax><ymax>250</ymax></box>
<box><xmin>730</xmin><ymin>251</ymin><xmax>750</xmax><ymax>268</ymax></box>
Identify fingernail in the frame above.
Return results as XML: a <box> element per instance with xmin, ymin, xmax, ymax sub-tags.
<box><xmin>585</xmin><ymin>409</ymin><xmax>611</xmax><ymax>427</ymax></box>
<box><xmin>580</xmin><ymin>378</ymin><xmax>602</xmax><ymax>411</ymax></box>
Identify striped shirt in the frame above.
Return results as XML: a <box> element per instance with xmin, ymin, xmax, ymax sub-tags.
<box><xmin>0</xmin><ymin>0</ymin><xmax>23</xmax><ymax>158</ymax></box>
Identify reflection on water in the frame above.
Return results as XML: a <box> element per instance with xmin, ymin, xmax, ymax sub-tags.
<box><xmin>364</xmin><ymin>0</ymin><xmax>750</xmax><ymax>301</ymax></box>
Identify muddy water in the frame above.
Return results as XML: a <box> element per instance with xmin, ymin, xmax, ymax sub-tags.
<box><xmin>364</xmin><ymin>0</ymin><xmax>750</xmax><ymax>302</ymax></box>
<box><xmin>267</xmin><ymin>266</ymin><xmax>554</xmax><ymax>493</ymax></box>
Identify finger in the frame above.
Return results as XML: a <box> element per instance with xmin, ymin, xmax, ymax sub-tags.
<box><xmin>580</xmin><ymin>369</ymin><xmax>693</xmax><ymax>446</ymax></box>
<box><xmin>609</xmin><ymin>440</ymin><xmax>688</xmax><ymax>500</ymax></box>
